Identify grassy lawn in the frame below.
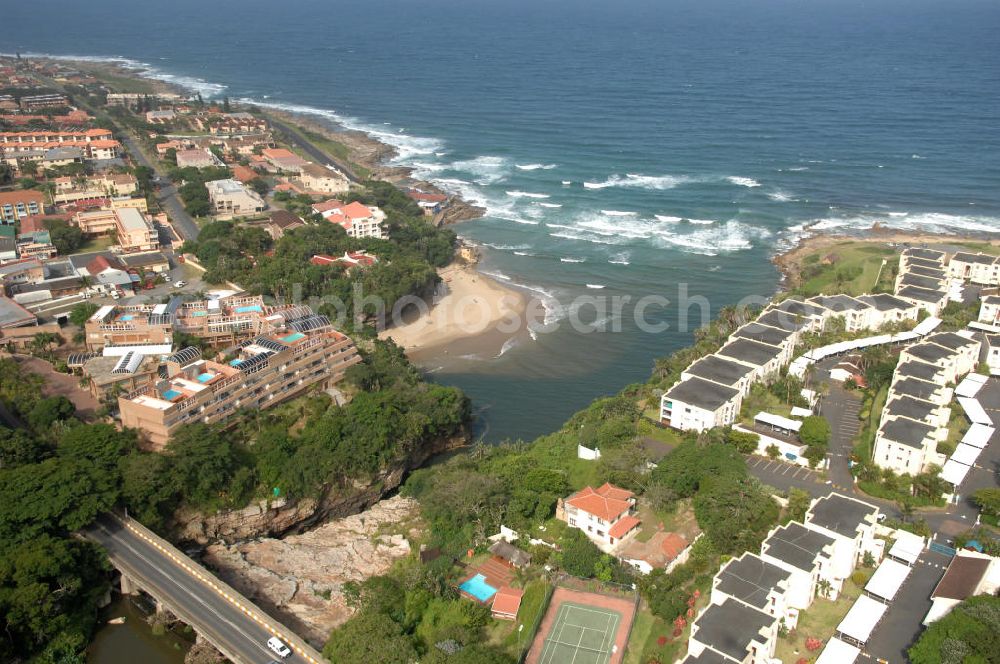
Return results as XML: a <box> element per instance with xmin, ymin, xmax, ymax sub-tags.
<box><xmin>75</xmin><ymin>236</ymin><xmax>115</xmax><ymax>253</ymax></box>
<box><xmin>741</xmin><ymin>386</ymin><xmax>793</xmax><ymax>423</ymax></box>
<box><xmin>636</xmin><ymin>418</ymin><xmax>685</xmax><ymax>447</ymax></box>
<box><xmin>938</xmin><ymin>405</ymin><xmax>970</xmax><ymax>456</ymax></box>
<box><xmin>795</xmin><ymin>242</ymin><xmax>897</xmax><ymax>297</ymax></box>
<box><xmin>853</xmin><ymin>384</ymin><xmax>889</xmax><ymax>463</ymax></box>
<box><xmin>775</xmin><ymin>577</ymin><xmax>864</xmax><ymax>664</ymax></box>
<box><xmin>489</xmin><ymin>580</ymin><xmax>550</xmax><ymax>656</ymax></box>
<box><xmin>83</xmin><ymin>67</ymin><xmax>157</xmax><ymax>93</ymax></box>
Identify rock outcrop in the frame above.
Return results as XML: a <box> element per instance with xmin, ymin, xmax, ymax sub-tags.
<box><xmin>203</xmin><ymin>495</ymin><xmax>420</xmax><ymax>647</ymax></box>
<box><xmin>171</xmin><ymin>433</ymin><xmax>464</xmax><ymax>545</ymax></box>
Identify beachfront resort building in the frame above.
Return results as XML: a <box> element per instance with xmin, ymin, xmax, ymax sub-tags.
<box><xmin>558</xmin><ymin>483</ymin><xmax>639</xmax><ymax>550</ymax></box>
<box><xmin>205</xmin><ymin>179</ymin><xmax>266</xmax><ymax>215</ymax></box>
<box><xmin>312</xmin><ymin>199</ymin><xmax>386</xmax><ymax>239</ymax></box>
<box><xmin>118</xmin><ymin>313</ymin><xmax>361</xmax><ymax>449</ymax></box>
<box><xmin>660</xmin><ymin>377</ymin><xmax>741</xmax><ymax>432</ymax></box>
<box><xmin>947</xmin><ymin>252</ymin><xmax>1000</xmax><ymax>286</ymax></box>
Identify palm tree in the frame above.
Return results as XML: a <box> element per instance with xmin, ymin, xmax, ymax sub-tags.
<box><xmin>816</xmin><ymin>579</ymin><xmax>832</xmax><ymax>599</ymax></box>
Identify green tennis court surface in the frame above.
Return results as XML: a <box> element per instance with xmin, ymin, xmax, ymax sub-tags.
<box><xmin>538</xmin><ymin>602</ymin><xmax>621</xmax><ymax>664</ymax></box>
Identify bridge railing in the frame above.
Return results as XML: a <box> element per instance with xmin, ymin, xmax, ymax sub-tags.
<box><xmin>111</xmin><ymin>512</ymin><xmax>325</xmax><ymax>663</ymax></box>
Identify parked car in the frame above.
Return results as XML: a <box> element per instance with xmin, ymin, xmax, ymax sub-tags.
<box><xmin>162</xmin><ymin>274</ymin><xmax>172</xmax><ymax>282</ymax></box>
<box><xmin>173</xmin><ymin>280</ymin><xmax>187</xmax><ymax>289</ymax></box>
<box><xmin>110</xmin><ymin>290</ymin><xmax>120</xmax><ymax>300</ymax></box>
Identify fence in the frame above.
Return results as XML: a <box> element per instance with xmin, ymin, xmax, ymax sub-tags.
<box><xmin>517</xmin><ymin>582</ymin><xmax>555</xmax><ymax>664</ymax></box>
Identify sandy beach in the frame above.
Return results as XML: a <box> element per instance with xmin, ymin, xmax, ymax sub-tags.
<box><xmin>379</xmin><ymin>265</ymin><xmax>528</xmax><ymax>354</ymax></box>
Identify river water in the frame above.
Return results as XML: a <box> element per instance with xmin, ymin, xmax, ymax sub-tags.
<box><xmin>88</xmin><ymin>596</ymin><xmax>189</xmax><ymax>664</ymax></box>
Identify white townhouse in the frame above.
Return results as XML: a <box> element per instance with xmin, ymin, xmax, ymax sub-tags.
<box><xmin>921</xmin><ymin>332</ymin><xmax>981</xmax><ymax>378</ymax></box>
<box><xmin>978</xmin><ymin>295</ymin><xmax>1000</xmax><ymax>326</ymax></box>
<box><xmin>712</xmin><ymin>553</ymin><xmax>799</xmax><ymax>630</ymax></box>
<box><xmin>687</xmin><ymin>597</ymin><xmax>779</xmax><ymax>664</ymax></box>
<box><xmin>732</xmin><ymin>321</ymin><xmax>798</xmax><ymax>366</ymax></box>
<box><xmin>765</xmin><ymin>298</ymin><xmax>830</xmax><ymax>333</ymax></box>
<box><xmin>760</xmin><ymin>522</ymin><xmax>839</xmax><ymax>608</ymax></box>
<box><xmin>948</xmin><ymin>252</ymin><xmax>1000</xmax><ymax>286</ymax></box>
<box><xmin>872</xmin><ymin>416</ymin><xmax>938</xmax><ymax>476</ymax></box>
<box><xmin>660</xmin><ymin>377</ymin><xmax>741</xmax><ymax>432</ymax></box>
<box><xmin>681</xmin><ymin>353</ymin><xmax>757</xmax><ymax>398</ymax></box>
<box><xmin>807</xmin><ymin>294</ymin><xmax>876</xmax><ymax>333</ymax></box>
<box><xmin>804</xmin><ymin>493</ymin><xmax>882</xmax><ymax>582</ymax></box>
<box><xmin>716</xmin><ymin>337</ymin><xmax>785</xmax><ymax>384</ymax></box>
<box><xmin>855</xmin><ymin>294</ymin><xmax>921</xmax><ymax>329</ymax></box>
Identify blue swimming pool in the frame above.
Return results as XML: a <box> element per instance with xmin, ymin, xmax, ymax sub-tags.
<box><xmin>459</xmin><ymin>574</ymin><xmax>497</xmax><ymax>602</ymax></box>
<box><xmin>162</xmin><ymin>389</ymin><xmax>182</xmax><ymax>400</ymax></box>
<box><xmin>235</xmin><ymin>305</ymin><xmax>262</xmax><ymax>313</ymax></box>
<box><xmin>282</xmin><ymin>332</ymin><xmax>305</xmax><ymax>343</ymax></box>
<box><xmin>120</xmin><ymin>314</ymin><xmax>134</xmax><ymax>321</ymax></box>
<box><xmin>196</xmin><ymin>372</ymin><xmax>215</xmax><ymax>383</ymax></box>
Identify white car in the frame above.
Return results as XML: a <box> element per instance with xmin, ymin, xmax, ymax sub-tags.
<box><xmin>266</xmin><ymin>636</ymin><xmax>291</xmax><ymax>658</ymax></box>
<box><xmin>162</xmin><ymin>274</ymin><xmax>172</xmax><ymax>282</ymax></box>
<box><xmin>173</xmin><ymin>280</ymin><xmax>187</xmax><ymax>289</ymax></box>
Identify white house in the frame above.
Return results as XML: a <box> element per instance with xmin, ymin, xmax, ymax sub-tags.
<box><xmin>687</xmin><ymin>597</ymin><xmax>779</xmax><ymax>664</ymax></box>
<box><xmin>681</xmin><ymin>353</ymin><xmax>757</xmax><ymax>398</ymax></box>
<box><xmin>733</xmin><ymin>322</ymin><xmax>798</xmax><ymax>366</ymax></box>
<box><xmin>559</xmin><ymin>483</ymin><xmax>639</xmax><ymax>550</ymax></box>
<box><xmin>808</xmin><ymin>294</ymin><xmax>876</xmax><ymax>333</ymax></box>
<box><xmin>922</xmin><ymin>332</ymin><xmax>981</xmax><ymax>378</ymax></box>
<box><xmin>716</xmin><ymin>337</ymin><xmax>785</xmax><ymax>384</ymax></box>
<box><xmin>660</xmin><ymin>377</ymin><xmax>741</xmax><ymax>432</ymax></box>
<box><xmin>856</xmin><ymin>294</ymin><xmax>921</xmax><ymax>328</ymax></box>
<box><xmin>712</xmin><ymin>553</ymin><xmax>799</xmax><ymax>630</ymax></box>
<box><xmin>978</xmin><ymin>295</ymin><xmax>1000</xmax><ymax>326</ymax></box>
<box><xmin>984</xmin><ymin>334</ymin><xmax>1000</xmax><ymax>374</ymax></box>
<box><xmin>948</xmin><ymin>252</ymin><xmax>1000</xmax><ymax>286</ymax></box>
<box><xmin>923</xmin><ymin>551</ymin><xmax>1000</xmax><ymax>625</ymax></box>
<box><xmin>804</xmin><ymin>493</ymin><xmax>882</xmax><ymax>581</ymax></box>
<box><xmin>896</xmin><ymin>285</ymin><xmax>948</xmax><ymax>317</ymax></box>
<box><xmin>766</xmin><ymin>298</ymin><xmax>830</xmax><ymax>333</ymax></box>
<box><xmin>313</xmin><ymin>199</ymin><xmax>386</xmax><ymax>239</ymax></box>
<box><xmin>760</xmin><ymin>522</ymin><xmax>839</xmax><ymax>608</ymax></box>
<box><xmin>872</xmin><ymin>416</ymin><xmax>938</xmax><ymax>476</ymax></box>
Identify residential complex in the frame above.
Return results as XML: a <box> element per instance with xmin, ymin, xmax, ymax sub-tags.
<box><xmin>0</xmin><ymin>190</ymin><xmax>44</xmax><ymax>223</ymax></box>
<box><xmin>205</xmin><ymin>178</ymin><xmax>266</xmax><ymax>215</ymax></box>
<box><xmin>557</xmin><ymin>483</ymin><xmax>640</xmax><ymax>550</ymax></box>
<box><xmin>119</xmin><ymin>312</ymin><xmax>360</xmax><ymax>449</ymax></box>
<box><xmin>313</xmin><ymin>199</ymin><xmax>387</xmax><ymax>239</ymax></box>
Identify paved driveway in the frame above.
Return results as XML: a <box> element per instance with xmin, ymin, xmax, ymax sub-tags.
<box><xmin>864</xmin><ymin>549</ymin><xmax>951</xmax><ymax>664</ymax></box>
<box><xmin>817</xmin><ymin>381</ymin><xmax>863</xmax><ymax>494</ymax></box>
<box><xmin>746</xmin><ymin>455</ymin><xmax>827</xmax><ymax>495</ymax></box>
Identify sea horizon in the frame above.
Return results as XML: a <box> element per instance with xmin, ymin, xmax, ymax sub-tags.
<box><xmin>9</xmin><ymin>0</ymin><xmax>998</xmax><ymax>441</ymax></box>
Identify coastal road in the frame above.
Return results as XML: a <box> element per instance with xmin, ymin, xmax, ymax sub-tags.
<box><xmin>266</xmin><ymin>116</ymin><xmax>363</xmax><ymax>184</ymax></box>
<box><xmin>121</xmin><ymin>134</ymin><xmax>201</xmax><ymax>241</ymax></box>
<box><xmin>82</xmin><ymin>514</ymin><xmax>323</xmax><ymax>664</ymax></box>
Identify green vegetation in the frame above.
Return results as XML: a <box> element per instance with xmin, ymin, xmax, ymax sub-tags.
<box><xmin>124</xmin><ymin>341</ymin><xmax>468</xmax><ymax>527</ymax></box>
<box><xmin>42</xmin><ymin>217</ymin><xmax>84</xmax><ymax>255</ymax></box>
<box><xmin>168</xmin><ymin>165</ymin><xmax>232</xmax><ymax>217</ymax></box>
<box><xmin>909</xmin><ymin>595</ymin><xmax>1000</xmax><ymax>664</ymax></box>
<box><xmin>182</xmin><ymin>181</ymin><xmax>455</xmax><ymax>333</ymax></box>
<box><xmin>775</xmin><ymin>576</ymin><xmax>864</xmax><ymax>664</ymax></box>
<box><xmin>792</xmin><ymin>241</ymin><xmax>898</xmax><ymax>297</ymax></box>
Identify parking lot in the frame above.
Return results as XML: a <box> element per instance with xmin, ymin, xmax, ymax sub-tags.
<box><xmin>745</xmin><ymin>455</ymin><xmax>827</xmax><ymax>494</ymax></box>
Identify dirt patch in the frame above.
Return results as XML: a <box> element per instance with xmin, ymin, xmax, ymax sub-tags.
<box><xmin>14</xmin><ymin>354</ymin><xmax>100</xmax><ymax>419</ymax></box>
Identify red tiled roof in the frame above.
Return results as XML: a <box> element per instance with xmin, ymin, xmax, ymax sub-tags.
<box><xmin>661</xmin><ymin>533</ymin><xmax>689</xmax><ymax>560</ymax></box>
<box><xmin>0</xmin><ymin>190</ymin><xmax>44</xmax><ymax>205</ymax></box>
<box><xmin>340</xmin><ymin>201</ymin><xmax>373</xmax><ymax>220</ymax></box>
<box><xmin>608</xmin><ymin>515</ymin><xmax>641</xmax><ymax>540</ymax></box>
<box><xmin>312</xmin><ymin>199</ymin><xmax>346</xmax><ymax>213</ymax></box>
<box><xmin>86</xmin><ymin>255</ymin><xmax>115</xmax><ymax>274</ymax></box>
<box><xmin>566</xmin><ymin>483</ymin><xmax>634</xmax><ymax>522</ymax></box>
<box><xmin>310</xmin><ymin>254</ymin><xmax>338</xmax><ymax>266</ymax></box>
<box><xmin>491</xmin><ymin>587</ymin><xmax>524</xmax><ymax>618</ymax></box>
<box><xmin>232</xmin><ymin>165</ymin><xmax>257</xmax><ymax>183</ymax></box>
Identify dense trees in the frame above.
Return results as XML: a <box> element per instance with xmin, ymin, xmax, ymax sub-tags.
<box><xmin>908</xmin><ymin>595</ymin><xmax>1000</xmax><ymax>664</ymax></box>
<box><xmin>43</xmin><ymin>217</ymin><xmax>84</xmax><ymax>254</ymax></box>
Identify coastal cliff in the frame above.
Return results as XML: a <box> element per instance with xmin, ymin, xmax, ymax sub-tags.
<box><xmin>170</xmin><ymin>431</ymin><xmax>465</xmax><ymax>545</ymax></box>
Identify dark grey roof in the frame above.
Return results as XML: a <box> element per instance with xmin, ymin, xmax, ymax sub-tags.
<box><xmin>666</xmin><ymin>377</ymin><xmax>740</xmax><ymax>411</ymax></box>
<box><xmin>880</xmin><ymin>416</ymin><xmax>935</xmax><ymax>449</ymax></box>
<box><xmin>885</xmin><ymin>395</ymin><xmax>941</xmax><ymax>424</ymax></box>
<box><xmin>716</xmin><ymin>554</ymin><xmax>792</xmax><ymax>610</ymax></box>
<box><xmin>983</xmin><ymin>295</ymin><xmax>1000</xmax><ymax>306</ymax></box>
<box><xmin>9</xmin><ymin>276</ymin><xmax>82</xmax><ymax>293</ymax></box>
<box><xmin>808</xmin><ymin>294</ymin><xmax>871</xmax><ymax>313</ymax></box>
<box><xmin>0</xmin><ymin>296</ymin><xmax>36</xmax><ymax>327</ymax></box>
<box><xmin>68</xmin><ymin>250</ymin><xmax>117</xmax><ymax>270</ymax></box>
<box><xmin>926</xmin><ymin>332</ymin><xmax>979</xmax><ymax>352</ymax></box>
<box><xmin>903</xmin><ymin>248</ymin><xmax>946</xmax><ymax>262</ymax></box>
<box><xmin>899</xmin><ymin>273</ymin><xmax>946</xmax><ymax>291</ymax></box>
<box><xmin>905</xmin><ymin>257</ymin><xmax>946</xmax><ymax>270</ymax></box>
<box><xmin>904</xmin><ymin>342</ymin><xmax>955</xmax><ymax>364</ymax></box>
<box><xmin>488</xmin><ymin>540</ymin><xmax>531</xmax><ymax>567</ymax></box>
<box><xmin>895</xmin><ymin>360</ymin><xmax>944</xmax><ymax>382</ymax></box>
<box><xmin>755</xmin><ymin>309</ymin><xmax>810</xmax><ymax>332</ymax></box>
<box><xmin>892</xmin><ymin>377</ymin><xmax>943</xmax><ymax>401</ymax></box>
<box><xmin>906</xmin><ymin>265</ymin><xmax>947</xmax><ymax>280</ymax></box>
<box><xmin>952</xmin><ymin>252</ymin><xmax>997</xmax><ymax>266</ymax></box>
<box><xmin>684</xmin><ymin>354</ymin><xmax>755</xmax><ymax>387</ymax></box>
<box><xmin>987</xmin><ymin>334</ymin><xmax>1000</xmax><ymax>348</ymax></box>
<box><xmin>771</xmin><ymin>299</ymin><xmax>827</xmax><ymax>318</ymax></box>
<box><xmin>718</xmin><ymin>338</ymin><xmax>783</xmax><ymax>367</ymax></box>
<box><xmin>691</xmin><ymin>599</ymin><xmax>775</xmax><ymax>662</ymax></box>
<box><xmin>898</xmin><ymin>285</ymin><xmax>946</xmax><ymax>304</ymax></box>
<box><xmin>734</xmin><ymin>322</ymin><xmax>794</xmax><ymax>347</ymax></box>
<box><xmin>762</xmin><ymin>522</ymin><xmax>834</xmax><ymax>571</ymax></box>
<box><xmin>857</xmin><ymin>293</ymin><xmax>915</xmax><ymax>312</ymax></box>
<box><xmin>807</xmin><ymin>494</ymin><xmax>877</xmax><ymax>539</ymax></box>
<box><xmin>681</xmin><ymin>649</ymin><xmax>732</xmax><ymax>664</ymax></box>
<box><xmin>119</xmin><ymin>252</ymin><xmax>169</xmax><ymax>268</ymax></box>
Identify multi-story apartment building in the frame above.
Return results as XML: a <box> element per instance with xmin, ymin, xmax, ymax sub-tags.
<box><xmin>205</xmin><ymin>178</ymin><xmax>266</xmax><ymax>215</ymax></box>
<box><xmin>0</xmin><ymin>128</ymin><xmax>113</xmax><ymax>145</ymax></box>
<box><xmin>72</xmin><ymin>206</ymin><xmax>157</xmax><ymax>253</ymax></box>
<box><xmin>119</xmin><ymin>316</ymin><xmax>361</xmax><ymax>449</ymax></box>
<box><xmin>0</xmin><ymin>190</ymin><xmax>43</xmax><ymax>223</ymax></box>
<box><xmin>52</xmin><ymin>173</ymin><xmax>138</xmax><ymax>204</ymax></box>
<box><xmin>948</xmin><ymin>252</ymin><xmax>1000</xmax><ymax>286</ymax></box>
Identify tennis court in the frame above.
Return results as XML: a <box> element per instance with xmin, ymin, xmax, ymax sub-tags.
<box><xmin>536</xmin><ymin>601</ymin><xmax>622</xmax><ymax>664</ymax></box>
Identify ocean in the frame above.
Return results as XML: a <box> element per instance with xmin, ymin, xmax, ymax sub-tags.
<box><xmin>8</xmin><ymin>0</ymin><xmax>1000</xmax><ymax>442</ymax></box>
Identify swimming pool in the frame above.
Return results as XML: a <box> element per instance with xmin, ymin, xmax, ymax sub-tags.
<box><xmin>196</xmin><ymin>372</ymin><xmax>215</xmax><ymax>383</ymax></box>
<box><xmin>282</xmin><ymin>332</ymin><xmax>305</xmax><ymax>343</ymax></box>
<box><xmin>120</xmin><ymin>315</ymin><xmax>134</xmax><ymax>321</ymax></box>
<box><xmin>162</xmin><ymin>389</ymin><xmax>182</xmax><ymax>400</ymax></box>
<box><xmin>459</xmin><ymin>574</ymin><xmax>497</xmax><ymax>602</ymax></box>
<box><xmin>235</xmin><ymin>305</ymin><xmax>263</xmax><ymax>313</ymax></box>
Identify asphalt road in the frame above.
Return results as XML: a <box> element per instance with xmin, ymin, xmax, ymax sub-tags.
<box><xmin>121</xmin><ymin>134</ymin><xmax>201</xmax><ymax>241</ymax></box>
<box><xmin>83</xmin><ymin>514</ymin><xmax>320</xmax><ymax>664</ymax></box>
<box><xmin>267</xmin><ymin>117</ymin><xmax>362</xmax><ymax>183</ymax></box>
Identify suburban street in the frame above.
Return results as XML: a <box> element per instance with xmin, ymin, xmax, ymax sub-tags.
<box><xmin>120</xmin><ymin>134</ymin><xmax>201</xmax><ymax>242</ymax></box>
<box><xmin>266</xmin><ymin>116</ymin><xmax>362</xmax><ymax>184</ymax></box>
<box><xmin>83</xmin><ymin>514</ymin><xmax>321</xmax><ymax>664</ymax></box>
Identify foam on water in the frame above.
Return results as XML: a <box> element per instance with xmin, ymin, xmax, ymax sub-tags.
<box><xmin>583</xmin><ymin>173</ymin><xmax>694</xmax><ymax>190</ymax></box>
<box><xmin>560</xmin><ymin>257</ymin><xmax>586</xmax><ymax>263</ymax></box>
<box><xmin>727</xmin><ymin>176</ymin><xmax>762</xmax><ymax>188</ymax></box>
<box><xmin>515</xmin><ymin>163</ymin><xmax>558</xmax><ymax>171</ymax></box>
<box><xmin>655</xmin><ymin>215</ymin><xmax>682</xmax><ymax>222</ymax></box>
<box><xmin>586</xmin><ymin>284</ymin><xmax>605</xmax><ymax>289</ymax></box>
<box><xmin>506</xmin><ymin>191</ymin><xmax>550</xmax><ymax>199</ymax></box>
<box><xmin>601</xmin><ymin>210</ymin><xmax>637</xmax><ymax>217</ymax></box>
<box><xmin>767</xmin><ymin>190</ymin><xmax>796</xmax><ymax>202</ymax></box>
<box><xmin>538</xmin><ymin>202</ymin><xmax>562</xmax><ymax>208</ymax></box>
<box><xmin>608</xmin><ymin>252</ymin><xmax>631</xmax><ymax>265</ymax></box>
